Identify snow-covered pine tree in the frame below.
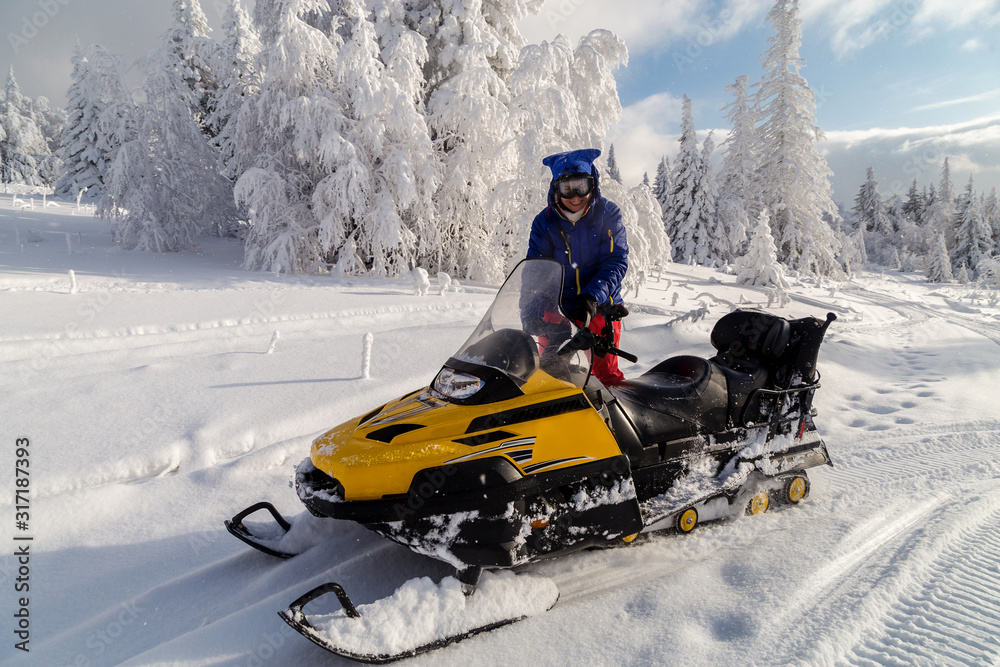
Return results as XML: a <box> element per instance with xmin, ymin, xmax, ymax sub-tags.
<box><xmin>718</xmin><ymin>75</ymin><xmax>759</xmax><ymax>223</ymax></box>
<box><xmin>664</xmin><ymin>94</ymin><xmax>703</xmax><ymax>263</ymax></box>
<box><xmin>101</xmin><ymin>28</ymin><xmax>235</xmax><ymax>251</ymax></box>
<box><xmin>652</xmin><ymin>155</ymin><xmax>670</xmax><ymax>217</ymax></box>
<box><xmin>924</xmin><ymin>158</ymin><xmax>956</xmax><ymax>245</ymax></box>
<box><xmin>165</xmin><ymin>0</ymin><xmax>221</xmax><ymax>137</ymax></box>
<box><xmin>753</xmin><ymin>0</ymin><xmax>842</xmax><ymax>277</ymax></box>
<box><xmin>0</xmin><ymin>67</ymin><xmax>49</xmax><ymax>186</ymax></box>
<box><xmin>984</xmin><ymin>187</ymin><xmax>1000</xmax><ymax>254</ymax></box>
<box><xmin>606</xmin><ymin>143</ymin><xmax>622</xmax><ymax>183</ymax></box>
<box><xmin>853</xmin><ymin>167</ymin><xmax>893</xmax><ymax>236</ymax></box>
<box><xmin>569</xmin><ymin>29</ymin><xmax>628</xmax><ymax>149</ymax></box>
<box><xmin>902</xmin><ymin>178</ymin><xmax>925</xmax><ymax>223</ymax></box>
<box><xmin>693</xmin><ymin>132</ymin><xmax>725</xmax><ymax>267</ymax></box>
<box><xmin>926</xmin><ymin>232</ymin><xmax>954</xmax><ymax>283</ymax></box>
<box><xmin>208</xmin><ymin>0</ymin><xmax>262</xmax><ymax>182</ymax></box>
<box><xmin>55</xmin><ymin>44</ymin><xmax>104</xmax><ymax>198</ymax></box>
<box><xmin>951</xmin><ymin>179</ymin><xmax>993</xmax><ymax>277</ymax></box>
<box><xmin>735</xmin><ymin>207</ymin><xmax>788</xmax><ymax>289</ymax></box>
<box><xmin>30</xmin><ymin>96</ymin><xmax>65</xmax><ymax>185</ymax></box>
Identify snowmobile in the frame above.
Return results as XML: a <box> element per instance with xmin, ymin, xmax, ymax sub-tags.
<box><xmin>226</xmin><ymin>258</ymin><xmax>835</xmax><ymax>662</ymax></box>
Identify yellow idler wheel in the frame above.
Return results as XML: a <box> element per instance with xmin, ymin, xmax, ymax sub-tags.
<box><xmin>621</xmin><ymin>532</ymin><xmax>640</xmax><ymax>544</ymax></box>
<box><xmin>676</xmin><ymin>507</ymin><xmax>699</xmax><ymax>534</ymax></box>
<box><xmin>785</xmin><ymin>475</ymin><xmax>809</xmax><ymax>504</ymax></box>
<box><xmin>746</xmin><ymin>489</ymin><xmax>770</xmax><ymax>516</ymax></box>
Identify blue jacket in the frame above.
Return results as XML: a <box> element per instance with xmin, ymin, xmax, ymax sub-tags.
<box><xmin>526</xmin><ymin>149</ymin><xmax>629</xmax><ymax>312</ymax></box>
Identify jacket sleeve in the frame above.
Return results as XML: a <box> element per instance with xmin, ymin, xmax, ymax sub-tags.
<box><xmin>526</xmin><ymin>210</ymin><xmax>555</xmax><ymax>259</ymax></box>
<box><xmin>581</xmin><ymin>200</ymin><xmax>629</xmax><ymax>305</ymax></box>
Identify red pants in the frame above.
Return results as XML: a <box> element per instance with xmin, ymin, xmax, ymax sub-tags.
<box><xmin>588</xmin><ymin>314</ymin><xmax>625</xmax><ymax>385</ymax></box>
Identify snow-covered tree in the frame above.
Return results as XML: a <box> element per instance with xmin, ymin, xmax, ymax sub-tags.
<box><xmin>606</xmin><ymin>142</ymin><xmax>622</xmax><ymax>183</ymax></box>
<box><xmin>652</xmin><ymin>155</ymin><xmax>670</xmax><ymax>216</ymax></box>
<box><xmin>951</xmin><ymin>179</ymin><xmax>994</xmax><ymax>276</ymax></box>
<box><xmin>208</xmin><ymin>0</ymin><xmax>262</xmax><ymax>180</ymax></box>
<box><xmin>55</xmin><ymin>44</ymin><xmax>104</xmax><ymax>198</ymax></box>
<box><xmin>735</xmin><ymin>207</ymin><xmax>788</xmax><ymax>289</ymax></box>
<box><xmin>165</xmin><ymin>0</ymin><xmax>221</xmax><ymax>136</ymax></box>
<box><xmin>664</xmin><ymin>95</ymin><xmax>705</xmax><ymax>263</ymax></box>
<box><xmin>753</xmin><ymin>0</ymin><xmax>842</xmax><ymax>277</ymax></box>
<box><xmin>0</xmin><ymin>67</ymin><xmax>50</xmax><ymax>186</ymax></box>
<box><xmin>55</xmin><ymin>44</ymin><xmax>130</xmax><ymax>199</ymax></box>
<box><xmin>853</xmin><ymin>167</ymin><xmax>893</xmax><ymax>236</ymax></box>
<box><xmin>984</xmin><ymin>187</ymin><xmax>1000</xmax><ymax>254</ymax></box>
<box><xmin>693</xmin><ymin>132</ymin><xmax>725</xmax><ymax>266</ymax></box>
<box><xmin>421</xmin><ymin>0</ymin><xmax>520</xmax><ymax>281</ymax></box>
<box><xmin>926</xmin><ymin>232</ymin><xmax>953</xmax><ymax>283</ymax></box>
<box><xmin>100</xmin><ymin>25</ymin><xmax>234</xmax><ymax>250</ymax></box>
<box><xmin>902</xmin><ymin>178</ymin><xmax>925</xmax><ymax>223</ymax></box>
<box><xmin>718</xmin><ymin>75</ymin><xmax>759</xmax><ymax>226</ymax></box>
<box><xmin>924</xmin><ymin>158</ymin><xmax>956</xmax><ymax>245</ymax></box>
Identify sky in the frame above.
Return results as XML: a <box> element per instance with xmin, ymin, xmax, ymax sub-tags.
<box><xmin>1</xmin><ymin>0</ymin><xmax>998</xmax><ymax>206</ymax></box>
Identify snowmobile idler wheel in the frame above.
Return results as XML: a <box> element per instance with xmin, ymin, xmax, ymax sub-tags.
<box><xmin>676</xmin><ymin>507</ymin><xmax>699</xmax><ymax>533</ymax></box>
<box><xmin>621</xmin><ymin>532</ymin><xmax>640</xmax><ymax>543</ymax></box>
<box><xmin>746</xmin><ymin>489</ymin><xmax>770</xmax><ymax>516</ymax></box>
<box><xmin>784</xmin><ymin>475</ymin><xmax>810</xmax><ymax>504</ymax></box>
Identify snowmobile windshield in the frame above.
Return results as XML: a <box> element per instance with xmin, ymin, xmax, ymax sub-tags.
<box><xmin>435</xmin><ymin>259</ymin><xmax>591</xmax><ymax>403</ymax></box>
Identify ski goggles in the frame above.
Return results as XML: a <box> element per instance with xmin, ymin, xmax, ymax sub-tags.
<box><xmin>556</xmin><ymin>175</ymin><xmax>595</xmax><ymax>199</ymax></box>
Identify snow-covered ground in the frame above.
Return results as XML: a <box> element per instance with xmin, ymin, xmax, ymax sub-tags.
<box><xmin>2</xmin><ymin>195</ymin><xmax>1000</xmax><ymax>666</ymax></box>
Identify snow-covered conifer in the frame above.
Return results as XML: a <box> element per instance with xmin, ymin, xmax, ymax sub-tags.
<box><xmin>693</xmin><ymin>132</ymin><xmax>725</xmax><ymax>267</ymax></box>
<box><xmin>984</xmin><ymin>187</ymin><xmax>1000</xmax><ymax>253</ymax></box>
<box><xmin>208</xmin><ymin>0</ymin><xmax>262</xmax><ymax>180</ymax></box>
<box><xmin>652</xmin><ymin>155</ymin><xmax>670</xmax><ymax>217</ymax></box>
<box><xmin>926</xmin><ymin>232</ymin><xmax>954</xmax><ymax>283</ymax></box>
<box><xmin>718</xmin><ymin>75</ymin><xmax>759</xmax><ymax>228</ymax></box>
<box><xmin>735</xmin><ymin>208</ymin><xmax>788</xmax><ymax>289</ymax></box>
<box><xmin>853</xmin><ymin>167</ymin><xmax>893</xmax><ymax>236</ymax></box>
<box><xmin>664</xmin><ymin>95</ymin><xmax>703</xmax><ymax>263</ymax></box>
<box><xmin>0</xmin><ymin>68</ymin><xmax>49</xmax><ymax>186</ymax></box>
<box><xmin>165</xmin><ymin>0</ymin><xmax>221</xmax><ymax>136</ymax></box>
<box><xmin>902</xmin><ymin>178</ymin><xmax>925</xmax><ymax>223</ymax></box>
<box><xmin>924</xmin><ymin>158</ymin><xmax>956</xmax><ymax>244</ymax></box>
<box><xmin>55</xmin><ymin>44</ymin><xmax>104</xmax><ymax>198</ymax></box>
<box><xmin>569</xmin><ymin>29</ymin><xmax>628</xmax><ymax>148</ymax></box>
<box><xmin>753</xmin><ymin>0</ymin><xmax>842</xmax><ymax>277</ymax></box>
<box><xmin>951</xmin><ymin>179</ymin><xmax>993</xmax><ymax>276</ymax></box>
<box><xmin>606</xmin><ymin>143</ymin><xmax>622</xmax><ymax>184</ymax></box>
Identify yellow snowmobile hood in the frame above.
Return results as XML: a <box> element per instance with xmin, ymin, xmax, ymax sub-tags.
<box><xmin>310</xmin><ymin>370</ymin><xmax>622</xmax><ymax>501</ymax></box>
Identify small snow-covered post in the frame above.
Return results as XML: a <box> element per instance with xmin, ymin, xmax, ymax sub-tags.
<box><xmin>68</xmin><ymin>270</ymin><xmax>77</xmax><ymax>294</ymax></box>
<box><xmin>412</xmin><ymin>268</ymin><xmax>429</xmax><ymax>296</ymax></box>
<box><xmin>76</xmin><ymin>188</ymin><xmax>87</xmax><ymax>210</ymax></box>
<box><xmin>437</xmin><ymin>272</ymin><xmax>452</xmax><ymax>296</ymax></box>
<box><xmin>362</xmin><ymin>332</ymin><xmax>373</xmax><ymax>379</ymax></box>
<box><xmin>266</xmin><ymin>330</ymin><xmax>280</xmax><ymax>354</ymax></box>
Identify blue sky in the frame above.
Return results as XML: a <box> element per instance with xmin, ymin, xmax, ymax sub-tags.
<box><xmin>2</xmin><ymin>0</ymin><xmax>998</xmax><ymax>205</ymax></box>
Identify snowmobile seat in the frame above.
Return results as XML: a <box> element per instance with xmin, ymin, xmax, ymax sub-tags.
<box><xmin>609</xmin><ymin>356</ymin><xmax>729</xmax><ymax>445</ymax></box>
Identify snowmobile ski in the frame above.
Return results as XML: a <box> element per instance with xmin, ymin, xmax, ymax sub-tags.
<box><xmin>224</xmin><ymin>502</ymin><xmax>296</xmax><ymax>559</ymax></box>
<box><xmin>278</xmin><ymin>571</ymin><xmax>559</xmax><ymax>663</ymax></box>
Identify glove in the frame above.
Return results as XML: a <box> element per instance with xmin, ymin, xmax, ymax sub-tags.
<box><xmin>571</xmin><ymin>295</ymin><xmax>598</xmax><ymax>326</ymax></box>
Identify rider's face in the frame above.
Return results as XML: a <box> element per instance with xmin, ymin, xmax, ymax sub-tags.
<box><xmin>559</xmin><ymin>192</ymin><xmax>590</xmax><ymax>213</ymax></box>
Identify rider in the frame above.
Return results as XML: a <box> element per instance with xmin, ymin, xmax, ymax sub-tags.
<box><xmin>526</xmin><ymin>148</ymin><xmax>629</xmax><ymax>386</ymax></box>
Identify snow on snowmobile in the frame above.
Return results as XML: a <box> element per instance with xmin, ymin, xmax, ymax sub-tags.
<box><xmin>225</xmin><ymin>258</ymin><xmax>835</xmax><ymax>662</ymax></box>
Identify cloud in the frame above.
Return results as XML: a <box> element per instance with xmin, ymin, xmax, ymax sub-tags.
<box><xmin>519</xmin><ymin>0</ymin><xmax>769</xmax><ymax>55</ymax></box>
<box><xmin>911</xmin><ymin>88</ymin><xmax>1000</xmax><ymax>112</ymax></box>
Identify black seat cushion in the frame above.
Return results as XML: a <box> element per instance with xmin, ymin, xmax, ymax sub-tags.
<box><xmin>711</xmin><ymin>310</ymin><xmax>791</xmax><ymax>359</ymax></box>
<box><xmin>610</xmin><ymin>356</ymin><xmax>729</xmax><ymax>444</ymax></box>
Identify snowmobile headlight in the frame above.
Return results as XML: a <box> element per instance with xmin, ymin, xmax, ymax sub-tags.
<box><xmin>432</xmin><ymin>367</ymin><xmax>484</xmax><ymax>400</ymax></box>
